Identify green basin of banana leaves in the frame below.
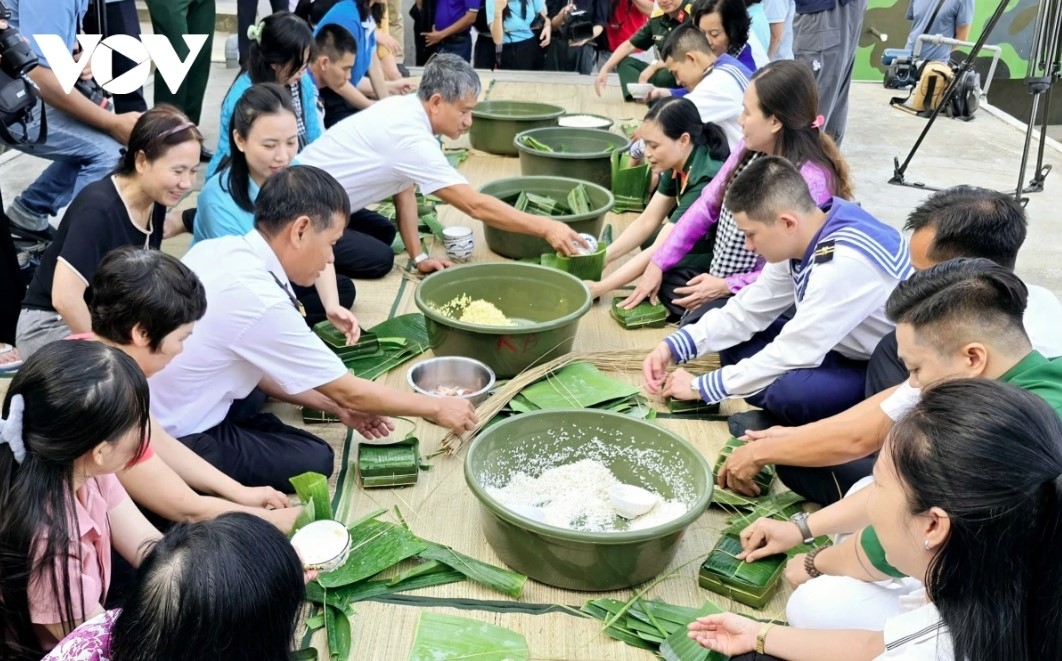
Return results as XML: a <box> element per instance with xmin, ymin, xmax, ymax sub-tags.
<box><xmin>465</xmin><ymin>409</ymin><xmax>713</xmax><ymax>591</ymax></box>
<box><xmin>514</xmin><ymin>127</ymin><xmax>631</xmax><ymax>190</ymax></box>
<box><xmin>469</xmin><ymin>100</ymin><xmax>566</xmax><ymax>156</ymax></box>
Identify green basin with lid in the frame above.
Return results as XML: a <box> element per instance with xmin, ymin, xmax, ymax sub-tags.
<box><xmin>479</xmin><ymin>175</ymin><xmax>615</xmax><ymax>259</ymax></box>
<box><xmin>413</xmin><ymin>263</ymin><xmax>591</xmax><ymax>378</ymax></box>
<box><xmin>515</xmin><ymin>127</ymin><xmax>631</xmax><ymax>190</ymax></box>
<box><xmin>465</xmin><ymin>409</ymin><xmax>713</xmax><ymax>591</ymax></box>
<box><xmin>470</xmin><ymin>100</ymin><xmax>566</xmax><ymax>156</ymax></box>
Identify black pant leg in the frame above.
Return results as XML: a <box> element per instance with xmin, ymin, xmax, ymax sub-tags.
<box><xmin>83</xmin><ymin>0</ymin><xmax>148</xmax><ymax>114</ymax></box>
<box><xmin>776</xmin><ymin>454</ymin><xmax>878</xmax><ymax>506</ymax></box>
<box><xmin>292</xmin><ymin>275</ymin><xmax>357</xmax><ymax>327</ymax></box>
<box><xmin>0</xmin><ymin>192</ymin><xmax>25</xmax><ymax>344</ymax></box>
<box><xmin>332</xmin><ymin>210</ymin><xmax>397</xmax><ymax>280</ymax></box>
<box><xmin>320</xmin><ymin>87</ymin><xmax>358</xmax><ymax>129</ymax></box>
<box><xmin>864</xmin><ymin>330</ymin><xmax>907</xmax><ymax>398</ymax></box>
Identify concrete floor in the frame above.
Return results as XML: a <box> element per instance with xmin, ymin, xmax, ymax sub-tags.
<box><xmin>3</xmin><ymin>66</ymin><xmax>1061</xmax><ymax>294</ymax></box>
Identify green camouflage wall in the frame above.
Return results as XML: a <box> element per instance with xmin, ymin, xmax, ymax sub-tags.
<box><xmin>855</xmin><ymin>0</ymin><xmax>1044</xmax><ymax>81</ymax></box>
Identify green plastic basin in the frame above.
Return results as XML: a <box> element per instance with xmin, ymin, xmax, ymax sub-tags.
<box><xmin>479</xmin><ymin>176</ymin><xmax>615</xmax><ymax>259</ymax></box>
<box><xmin>465</xmin><ymin>409</ymin><xmax>713</xmax><ymax>591</ymax></box>
<box><xmin>515</xmin><ymin>127</ymin><xmax>631</xmax><ymax>190</ymax></box>
<box><xmin>470</xmin><ymin>101</ymin><xmax>566</xmax><ymax>156</ymax></box>
<box><xmin>413</xmin><ymin>263</ymin><xmax>591</xmax><ymax>378</ymax></box>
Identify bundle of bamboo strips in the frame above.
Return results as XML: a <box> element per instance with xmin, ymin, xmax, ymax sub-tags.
<box><xmin>440</xmin><ymin>348</ymin><xmax>721</xmax><ymax>454</ymax></box>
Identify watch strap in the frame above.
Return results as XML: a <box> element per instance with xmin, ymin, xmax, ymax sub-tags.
<box><xmin>792</xmin><ymin>513</ymin><xmax>814</xmax><ymax>544</ymax></box>
<box><xmin>756</xmin><ymin>622</ymin><xmax>775</xmax><ymax>654</ymax></box>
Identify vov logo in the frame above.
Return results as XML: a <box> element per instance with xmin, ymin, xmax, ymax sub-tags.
<box><xmin>33</xmin><ymin>34</ymin><xmax>208</xmax><ymax>95</ymax></box>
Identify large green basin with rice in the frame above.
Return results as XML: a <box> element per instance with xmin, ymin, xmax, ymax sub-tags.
<box><xmin>413</xmin><ymin>263</ymin><xmax>591</xmax><ymax>378</ymax></box>
<box><xmin>465</xmin><ymin>409</ymin><xmax>713</xmax><ymax>591</ymax></box>
<box><xmin>514</xmin><ymin>127</ymin><xmax>631</xmax><ymax>190</ymax></box>
<box><xmin>470</xmin><ymin>101</ymin><xmax>566</xmax><ymax>156</ymax></box>
<box><xmin>479</xmin><ymin>176</ymin><xmax>614</xmax><ymax>259</ymax></box>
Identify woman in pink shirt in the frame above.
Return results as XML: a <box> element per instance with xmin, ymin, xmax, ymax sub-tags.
<box><xmin>0</xmin><ymin>341</ymin><xmax>163</xmax><ymax>656</ymax></box>
<box><xmin>619</xmin><ymin>60</ymin><xmax>854</xmax><ymax>325</ymax></box>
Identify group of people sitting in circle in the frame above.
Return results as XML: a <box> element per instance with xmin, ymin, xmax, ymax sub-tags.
<box><xmin>0</xmin><ymin>0</ymin><xmax>1059</xmax><ymax>658</ymax></box>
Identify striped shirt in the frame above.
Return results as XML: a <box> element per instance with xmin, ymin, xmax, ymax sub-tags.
<box><xmin>877</xmin><ymin>589</ymin><xmax>953</xmax><ymax>660</ymax></box>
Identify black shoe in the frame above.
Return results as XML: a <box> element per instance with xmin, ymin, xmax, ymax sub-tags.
<box><xmin>199</xmin><ymin>146</ymin><xmax>214</xmax><ymax>163</ymax></box>
<box><xmin>727</xmin><ymin>410</ymin><xmax>782</xmax><ymax>438</ymax></box>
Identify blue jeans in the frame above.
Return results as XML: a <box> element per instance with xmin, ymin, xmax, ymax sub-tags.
<box><xmin>9</xmin><ymin>105</ymin><xmax>122</xmax><ymax>219</ymax></box>
<box><xmin>436</xmin><ymin>34</ymin><xmax>473</xmax><ymax>62</ymax></box>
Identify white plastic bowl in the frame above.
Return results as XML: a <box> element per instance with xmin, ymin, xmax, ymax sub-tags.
<box><xmin>627</xmin><ymin>83</ymin><xmax>653</xmax><ymax>100</ymax></box>
<box><xmin>291</xmin><ymin>520</ymin><xmax>352</xmax><ymax>572</ymax></box>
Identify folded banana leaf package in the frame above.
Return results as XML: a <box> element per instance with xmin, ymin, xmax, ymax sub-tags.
<box><xmin>313</xmin><ymin>314</ymin><xmax>430</xmax><ymax>381</ymax></box>
<box><xmin>698</xmin><ymin>533</ymin><xmax>786</xmax><ymax>609</ymax></box>
<box><xmin>712</xmin><ymin>437</ymin><xmax>776</xmax><ymax>508</ymax></box>
<box><xmin>611</xmin><ymin>150</ymin><xmax>651</xmax><ymax>213</ymax></box>
<box><xmin>611</xmin><ymin>299</ymin><xmax>668</xmax><ymax>329</ymax></box>
<box><xmin>357</xmin><ymin>437</ymin><xmax>423</xmax><ymax>488</ymax></box>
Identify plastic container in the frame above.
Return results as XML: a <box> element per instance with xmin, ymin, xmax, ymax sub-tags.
<box><xmin>479</xmin><ymin>176</ymin><xmax>615</xmax><ymax>259</ymax></box>
<box><xmin>515</xmin><ymin>127</ymin><xmax>631</xmax><ymax>190</ymax></box>
<box><xmin>469</xmin><ymin>101</ymin><xmax>566</xmax><ymax>156</ymax></box>
<box><xmin>413</xmin><ymin>263</ymin><xmax>591</xmax><ymax>378</ymax></box>
<box><xmin>465</xmin><ymin>409</ymin><xmax>713</xmax><ymax>591</ymax></box>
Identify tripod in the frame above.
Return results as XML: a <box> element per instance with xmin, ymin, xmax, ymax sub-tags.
<box><xmin>1015</xmin><ymin>0</ymin><xmax>1062</xmax><ymax>197</ymax></box>
<box><xmin>888</xmin><ymin>0</ymin><xmax>1060</xmax><ymax>202</ymax></box>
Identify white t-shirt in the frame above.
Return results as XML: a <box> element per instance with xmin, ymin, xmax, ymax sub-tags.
<box><xmin>876</xmin><ymin>589</ymin><xmax>954</xmax><ymax>660</ymax></box>
<box><xmin>685</xmin><ymin>63</ymin><xmax>746</xmax><ymax>151</ymax></box>
<box><xmin>295</xmin><ymin>95</ymin><xmax>467</xmax><ymax>212</ymax></box>
<box><xmin>149</xmin><ymin>231</ymin><xmax>347</xmax><ymax>437</ymax></box>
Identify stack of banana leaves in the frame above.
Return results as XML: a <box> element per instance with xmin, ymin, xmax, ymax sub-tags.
<box><xmin>375</xmin><ymin>193</ymin><xmax>447</xmax><ymax>255</ymax></box>
<box><xmin>357</xmin><ymin>437</ymin><xmax>423</xmax><ymax>488</ymax></box>
<box><xmin>291</xmin><ymin>473</ymin><xmax>528</xmax><ymax>661</ymax></box>
<box><xmin>312</xmin><ymin>313</ymin><xmax>429</xmax><ymax>383</ymax></box>
<box><xmin>497</xmin><ymin>362</ymin><xmax>655</xmax><ymax>421</ymax></box>
<box><xmin>611</xmin><ymin>299</ymin><xmax>668</xmax><ymax>330</ymax></box>
<box><xmin>407</xmin><ymin>613</ymin><xmax>529</xmax><ymax>661</ymax></box>
<box><xmin>516</xmin><ymin>134</ymin><xmax>618</xmax><ymax>155</ymax></box>
<box><xmin>511</xmin><ymin>182</ymin><xmax>593</xmax><ymax>218</ymax></box>
<box><xmin>580</xmin><ymin>596</ymin><xmax>728</xmax><ymax>660</ymax></box>
<box><xmin>611</xmin><ymin>150</ymin><xmax>652</xmax><ymax>213</ymax></box>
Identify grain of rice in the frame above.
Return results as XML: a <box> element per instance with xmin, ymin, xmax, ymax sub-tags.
<box><xmin>432</xmin><ymin>294</ymin><xmax>514</xmax><ymax>326</ymax></box>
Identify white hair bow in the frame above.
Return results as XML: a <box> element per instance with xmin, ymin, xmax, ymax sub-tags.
<box><xmin>0</xmin><ymin>394</ymin><xmax>27</xmax><ymax>464</ymax></box>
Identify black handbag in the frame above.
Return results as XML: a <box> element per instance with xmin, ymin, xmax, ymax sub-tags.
<box><xmin>0</xmin><ymin>70</ymin><xmax>45</xmax><ymax>146</ymax></box>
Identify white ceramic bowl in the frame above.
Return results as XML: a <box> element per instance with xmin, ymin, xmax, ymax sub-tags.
<box><xmin>290</xmin><ymin>520</ymin><xmax>352</xmax><ymax>572</ymax></box>
<box><xmin>626</xmin><ymin>83</ymin><xmax>653</xmax><ymax>100</ymax></box>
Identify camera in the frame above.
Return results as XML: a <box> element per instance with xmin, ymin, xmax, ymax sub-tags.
<box><xmin>882</xmin><ymin>48</ymin><xmax>919</xmax><ymax>89</ymax></box>
<box><xmin>0</xmin><ymin>0</ymin><xmax>40</xmax><ymax>78</ymax></box>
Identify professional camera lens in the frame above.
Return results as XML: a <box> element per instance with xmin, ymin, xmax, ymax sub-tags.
<box><xmin>0</xmin><ymin>2</ymin><xmax>40</xmax><ymax>78</ymax></box>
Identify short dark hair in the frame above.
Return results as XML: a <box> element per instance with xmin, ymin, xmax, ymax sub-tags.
<box><xmin>904</xmin><ymin>186</ymin><xmax>1027</xmax><ymax>270</ymax></box>
<box><xmin>87</xmin><ymin>247</ymin><xmax>207</xmax><ymax>352</ymax></box>
<box><xmin>886</xmin><ymin>257</ymin><xmax>1029</xmax><ymax>353</ymax></box>
<box><xmin>253</xmin><ymin>164</ymin><xmax>351</xmax><ymax>235</ymax></box>
<box><xmin>723</xmin><ymin>155</ymin><xmax>817</xmax><ymax>223</ymax></box>
<box><xmin>660</xmin><ymin>23</ymin><xmax>711</xmax><ymax>62</ymax></box>
<box><xmin>314</xmin><ymin>22</ymin><xmax>357</xmax><ymax>60</ymax></box>
<box><xmin>109</xmin><ymin>513</ymin><xmax>305</xmax><ymax>661</ymax></box>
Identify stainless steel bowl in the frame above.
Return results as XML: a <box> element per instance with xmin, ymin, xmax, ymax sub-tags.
<box><xmin>407</xmin><ymin>357</ymin><xmax>496</xmax><ymax>406</ymax></box>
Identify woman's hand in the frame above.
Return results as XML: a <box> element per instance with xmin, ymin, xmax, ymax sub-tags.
<box><xmin>687</xmin><ymin>613</ymin><xmax>760</xmax><ymax>656</ymax></box>
<box><xmin>786</xmin><ymin>553</ymin><xmax>814</xmax><ymax>588</ymax></box>
<box><xmin>539</xmin><ymin>17</ymin><xmax>552</xmax><ymax>47</ymax></box>
<box><xmin>387</xmin><ymin>78</ymin><xmax>416</xmax><ymax>95</ymax></box>
<box><xmin>234</xmin><ymin>485</ymin><xmax>291</xmax><ymax>510</ymax></box>
<box><xmin>672</xmin><ymin>274</ymin><xmax>730</xmax><ymax>310</ymax></box>
<box><xmin>618</xmin><ymin>262</ymin><xmax>663</xmax><ymax>308</ymax></box>
<box><xmin>325</xmin><ymin>306</ymin><xmax>361</xmax><ymax>346</ymax></box>
<box><xmin>594</xmin><ymin>69</ymin><xmax>609</xmax><ymax>96</ymax></box>
<box><xmin>739</xmin><ymin>517</ymin><xmax>804</xmax><ymax>561</ymax></box>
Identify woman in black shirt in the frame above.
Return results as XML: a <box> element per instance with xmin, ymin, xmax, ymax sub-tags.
<box><xmin>16</xmin><ymin>106</ymin><xmax>203</xmax><ymax>359</ymax></box>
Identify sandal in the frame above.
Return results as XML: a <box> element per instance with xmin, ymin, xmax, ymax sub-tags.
<box><xmin>0</xmin><ymin>344</ymin><xmax>23</xmax><ymax>373</ymax></box>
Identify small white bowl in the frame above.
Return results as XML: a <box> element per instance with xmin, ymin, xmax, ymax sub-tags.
<box><xmin>291</xmin><ymin>520</ymin><xmax>352</xmax><ymax>573</ymax></box>
<box><xmin>626</xmin><ymin>83</ymin><xmax>653</xmax><ymax>100</ymax></box>
<box><xmin>609</xmin><ymin>483</ymin><xmax>659</xmax><ymax>519</ymax></box>
<box><xmin>574</xmin><ymin>233</ymin><xmax>599</xmax><ymax>256</ymax></box>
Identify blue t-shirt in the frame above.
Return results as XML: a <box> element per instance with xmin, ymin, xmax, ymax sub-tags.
<box><xmin>746</xmin><ymin>3</ymin><xmax>771</xmax><ymax>58</ymax></box>
<box><xmin>484</xmin><ymin>0</ymin><xmax>546</xmax><ymax>43</ymax></box>
<box><xmin>193</xmin><ymin>172</ymin><xmax>260</xmax><ymax>245</ymax></box>
<box><xmin>315</xmin><ymin>0</ymin><xmax>376</xmax><ymax>86</ymax></box>
<box><xmin>905</xmin><ymin>0</ymin><xmax>974</xmax><ymax>63</ymax></box>
<box><xmin>11</xmin><ymin>0</ymin><xmax>88</xmax><ymax>68</ymax></box>
<box><xmin>762</xmin><ymin>0</ymin><xmax>794</xmax><ymax>60</ymax></box>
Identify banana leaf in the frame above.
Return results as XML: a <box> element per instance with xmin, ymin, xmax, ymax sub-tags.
<box><xmin>507</xmin><ymin>394</ymin><xmax>539</xmax><ymax>413</ymax></box>
<box><xmin>304</xmin><ymin>564</ymin><xmax>465</xmax><ymax>607</ymax></box>
<box><xmin>357</xmin><ymin>438</ymin><xmax>421</xmax><ymax>488</ymax></box>
<box><xmin>387</xmin><ymin>559</ymin><xmax>449</xmax><ymax>586</ymax></box>
<box><xmin>418</xmin><ymin>541</ymin><xmax>527</xmax><ymax>598</ymax></box>
<box><xmin>343</xmin><ymin>314</ymin><xmax>430</xmax><ymax>381</ymax></box>
<box><xmin>289</xmin><ymin>471</ymin><xmax>332</xmax><ymax>532</ymax></box>
<box><xmin>599</xmin><ymin>223</ymin><xmax>613</xmax><ymax>244</ymax></box>
<box><xmin>407</xmin><ymin>613</ymin><xmax>529</xmax><ymax>661</ymax></box>
<box><xmin>520</xmin><ymin>362</ymin><xmax>640</xmax><ymax>410</ymax></box>
<box><xmin>518</xmin><ymin>135</ymin><xmax>554</xmax><ymax>152</ymax></box>
<box><xmin>659</xmin><ymin>628</ymin><xmax>727</xmax><ymax>661</ymax></box>
<box><xmin>324</xmin><ymin>604</ymin><xmax>351</xmax><ymax>661</ymax></box>
<box><xmin>568</xmin><ymin>183</ymin><xmax>592</xmax><ymax>215</ymax></box>
<box><xmin>611</xmin><ymin>150</ymin><xmax>651</xmax><ymax>213</ymax></box>
<box><xmin>666</xmin><ymin>398</ymin><xmax>723</xmax><ymax>416</ymax></box>
<box><xmin>314</xmin><ymin>320</ymin><xmax>363</xmax><ymax>349</ymax></box>
<box><xmin>722</xmin><ymin>491</ymin><xmax>807</xmax><ymax>535</ymax></box>
<box><xmin>553</xmin><ymin>244</ymin><xmax>607</xmax><ymax>280</ymax></box>
<box><xmin>698</xmin><ymin>534</ymin><xmax>786</xmax><ymax>609</ymax></box>
<box><xmin>581</xmin><ymin>597</ymin><xmax>724</xmax><ymax>654</ymax></box>
<box><xmin>444</xmin><ymin>149</ymin><xmax>469</xmax><ymax>168</ymax></box>
<box><xmin>317</xmin><ymin>519</ymin><xmax>428</xmax><ymax>588</ymax></box>
<box><xmin>611</xmin><ymin>300</ymin><xmax>668</xmax><ymax>329</ymax></box>
<box><xmin>712</xmin><ymin>437</ymin><xmax>776</xmax><ymax>508</ymax></box>
<box><xmin>302</xmin><ymin>407</ymin><xmax>341</xmax><ymax>424</ymax></box>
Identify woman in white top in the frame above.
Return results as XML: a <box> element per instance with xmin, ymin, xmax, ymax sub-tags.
<box><xmin>688</xmin><ymin>378</ymin><xmax>1062</xmax><ymax>660</ymax></box>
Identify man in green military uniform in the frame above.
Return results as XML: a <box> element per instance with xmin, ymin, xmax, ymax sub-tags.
<box><xmin>594</xmin><ymin>0</ymin><xmax>690</xmax><ymax>100</ymax></box>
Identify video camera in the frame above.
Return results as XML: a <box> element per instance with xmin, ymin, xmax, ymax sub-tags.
<box><xmin>0</xmin><ymin>0</ymin><xmax>45</xmax><ymax>146</ymax></box>
<box><xmin>881</xmin><ymin>48</ymin><xmax>919</xmax><ymax>89</ymax></box>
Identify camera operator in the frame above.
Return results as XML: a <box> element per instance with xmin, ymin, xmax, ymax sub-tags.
<box><xmin>904</xmin><ymin>0</ymin><xmax>972</xmax><ymax>63</ymax></box>
<box><xmin>2</xmin><ymin>0</ymin><xmax>137</xmax><ymax>242</ymax></box>
<box><xmin>545</xmin><ymin>0</ymin><xmax>608</xmax><ymax>73</ymax></box>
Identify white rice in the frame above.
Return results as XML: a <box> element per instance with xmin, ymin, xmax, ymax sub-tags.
<box><xmin>558</xmin><ymin>114</ymin><xmax>611</xmax><ymax>129</ymax></box>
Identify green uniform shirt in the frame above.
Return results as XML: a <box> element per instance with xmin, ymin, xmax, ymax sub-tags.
<box><xmin>861</xmin><ymin>351</ymin><xmax>1062</xmax><ymax>576</ymax></box>
<box><xmin>658</xmin><ymin>142</ymin><xmax>724</xmax><ymax>223</ymax></box>
<box><xmin>628</xmin><ymin>5</ymin><xmax>691</xmax><ymax>53</ymax></box>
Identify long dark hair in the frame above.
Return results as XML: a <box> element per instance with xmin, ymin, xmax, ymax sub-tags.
<box><xmin>746</xmin><ymin>60</ymin><xmax>853</xmax><ymax>199</ymax></box>
<box><xmin>890</xmin><ymin>379</ymin><xmax>1062</xmax><ymax>660</ymax></box>
<box><xmin>644</xmin><ymin>96</ymin><xmax>731</xmax><ymax>164</ymax></box>
<box><xmin>0</xmin><ymin>342</ymin><xmax>151</xmax><ymax>659</ymax></box>
<box><xmin>245</xmin><ymin>11</ymin><xmax>313</xmax><ymax>85</ymax></box>
<box><xmin>222</xmin><ymin>83</ymin><xmax>297</xmax><ymax>213</ymax></box>
<box><xmin>691</xmin><ymin>0</ymin><xmax>751</xmax><ymax>57</ymax></box>
<box><xmin>114</xmin><ymin>105</ymin><xmax>202</xmax><ymax>177</ymax></box>
<box><xmin>109</xmin><ymin>513</ymin><xmax>305</xmax><ymax>661</ymax></box>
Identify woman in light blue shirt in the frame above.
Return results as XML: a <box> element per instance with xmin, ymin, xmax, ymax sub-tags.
<box><xmin>472</xmin><ymin>0</ymin><xmax>553</xmax><ymax>70</ymax></box>
<box><xmin>197</xmin><ymin>84</ymin><xmax>355</xmax><ymax>328</ymax></box>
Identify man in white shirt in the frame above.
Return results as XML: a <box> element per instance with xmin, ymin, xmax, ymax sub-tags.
<box><xmin>149</xmin><ymin>166</ymin><xmax>477</xmax><ymax>491</ymax></box>
<box><xmin>296</xmin><ymin>53</ymin><xmax>587</xmax><ymax>273</ymax></box>
<box><xmin>642</xmin><ymin>157</ymin><xmax>910</xmax><ymax>439</ymax></box>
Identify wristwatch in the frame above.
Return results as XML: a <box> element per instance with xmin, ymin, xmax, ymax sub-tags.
<box><xmin>790</xmin><ymin>512</ymin><xmax>815</xmax><ymax>544</ymax></box>
<box><xmin>413</xmin><ymin>252</ymin><xmax>429</xmax><ymax>266</ymax></box>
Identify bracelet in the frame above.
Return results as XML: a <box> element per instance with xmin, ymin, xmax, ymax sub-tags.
<box><xmin>756</xmin><ymin>622</ymin><xmax>775</xmax><ymax>655</ymax></box>
<box><xmin>804</xmin><ymin>546</ymin><xmax>824</xmax><ymax>579</ymax></box>
<box><xmin>413</xmin><ymin>252</ymin><xmax>429</xmax><ymax>265</ymax></box>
